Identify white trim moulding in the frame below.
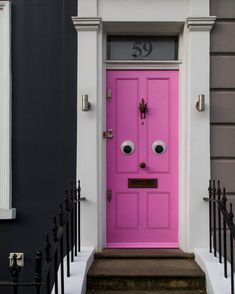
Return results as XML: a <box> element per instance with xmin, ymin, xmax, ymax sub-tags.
<box><xmin>0</xmin><ymin>1</ymin><xmax>15</xmax><ymax>219</ymax></box>
<box><xmin>72</xmin><ymin>17</ymin><xmax>102</xmax><ymax>31</ymax></box>
<box><xmin>186</xmin><ymin>16</ymin><xmax>216</xmax><ymax>31</ymax></box>
<box><xmin>105</xmin><ymin>60</ymin><xmax>182</xmax><ymax>70</ymax></box>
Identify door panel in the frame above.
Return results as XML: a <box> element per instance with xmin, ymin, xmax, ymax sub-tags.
<box><xmin>146</xmin><ymin>193</ymin><xmax>170</xmax><ymax>229</ymax></box>
<box><xmin>116</xmin><ymin>192</ymin><xmax>139</xmax><ymax>229</ymax></box>
<box><xmin>116</xmin><ymin>78</ymin><xmax>139</xmax><ymax>174</ymax></box>
<box><xmin>147</xmin><ymin>78</ymin><xmax>170</xmax><ymax>173</ymax></box>
<box><xmin>106</xmin><ymin>70</ymin><xmax>178</xmax><ymax>248</ymax></box>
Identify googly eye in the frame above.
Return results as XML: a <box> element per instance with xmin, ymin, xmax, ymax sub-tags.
<box><xmin>120</xmin><ymin>141</ymin><xmax>135</xmax><ymax>155</ymax></box>
<box><xmin>152</xmin><ymin>140</ymin><xmax>167</xmax><ymax>154</ymax></box>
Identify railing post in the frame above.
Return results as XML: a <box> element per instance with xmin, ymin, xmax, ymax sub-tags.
<box><xmin>208</xmin><ymin>180</ymin><xmax>212</xmax><ymax>253</ymax></box>
<box><xmin>229</xmin><ymin>203</ymin><xmax>234</xmax><ymax>294</ymax></box>
<box><xmin>213</xmin><ymin>180</ymin><xmax>217</xmax><ymax>257</ymax></box>
<box><xmin>78</xmin><ymin>180</ymin><xmax>81</xmax><ymax>253</ymax></box>
<box><xmin>217</xmin><ymin>181</ymin><xmax>222</xmax><ymax>263</ymax></box>
<box><xmin>34</xmin><ymin>250</ymin><xmax>42</xmax><ymax>294</ymax></box>
<box><xmin>59</xmin><ymin>202</ymin><xmax>65</xmax><ymax>294</ymax></box>
<box><xmin>73</xmin><ymin>180</ymin><xmax>78</xmax><ymax>256</ymax></box>
<box><xmin>13</xmin><ymin>284</ymin><xmax>17</xmax><ymax>294</ymax></box>
<box><xmin>44</xmin><ymin>234</ymin><xmax>51</xmax><ymax>294</ymax></box>
<box><xmin>52</xmin><ymin>216</ymin><xmax>58</xmax><ymax>294</ymax></box>
<box><xmin>222</xmin><ymin>188</ymin><xmax>228</xmax><ymax>278</ymax></box>
<box><xmin>9</xmin><ymin>254</ymin><xmax>21</xmax><ymax>294</ymax></box>
<box><xmin>70</xmin><ymin>183</ymin><xmax>74</xmax><ymax>262</ymax></box>
<box><xmin>74</xmin><ymin>181</ymin><xmax>79</xmax><ymax>256</ymax></box>
<box><xmin>65</xmin><ymin>189</ymin><xmax>70</xmax><ymax>277</ymax></box>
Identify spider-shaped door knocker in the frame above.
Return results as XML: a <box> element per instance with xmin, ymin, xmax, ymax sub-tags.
<box><xmin>139</xmin><ymin>98</ymin><xmax>148</xmax><ymax>119</ymax></box>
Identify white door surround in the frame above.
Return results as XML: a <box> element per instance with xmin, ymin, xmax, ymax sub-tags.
<box><xmin>72</xmin><ymin>0</ymin><xmax>215</xmax><ymax>253</ymax></box>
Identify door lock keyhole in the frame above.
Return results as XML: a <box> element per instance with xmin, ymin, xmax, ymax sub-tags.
<box><xmin>139</xmin><ymin>162</ymin><xmax>146</xmax><ymax>169</ymax></box>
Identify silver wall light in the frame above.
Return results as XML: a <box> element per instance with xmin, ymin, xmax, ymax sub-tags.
<box><xmin>196</xmin><ymin>94</ymin><xmax>205</xmax><ymax>112</ymax></box>
<box><xmin>82</xmin><ymin>94</ymin><xmax>91</xmax><ymax>111</ymax></box>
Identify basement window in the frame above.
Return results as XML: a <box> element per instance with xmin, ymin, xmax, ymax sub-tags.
<box><xmin>107</xmin><ymin>35</ymin><xmax>178</xmax><ymax>60</ymax></box>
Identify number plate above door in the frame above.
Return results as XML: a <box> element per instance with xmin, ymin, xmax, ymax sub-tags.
<box><xmin>107</xmin><ymin>35</ymin><xmax>178</xmax><ymax>60</ymax></box>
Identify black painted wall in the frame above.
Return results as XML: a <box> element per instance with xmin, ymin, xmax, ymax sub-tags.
<box><xmin>0</xmin><ymin>0</ymin><xmax>77</xmax><ymax>285</ymax></box>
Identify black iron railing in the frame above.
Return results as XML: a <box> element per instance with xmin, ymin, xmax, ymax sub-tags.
<box><xmin>0</xmin><ymin>180</ymin><xmax>85</xmax><ymax>294</ymax></box>
<box><xmin>204</xmin><ymin>180</ymin><xmax>235</xmax><ymax>294</ymax></box>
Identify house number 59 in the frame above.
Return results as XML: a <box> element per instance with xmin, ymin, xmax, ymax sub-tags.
<box><xmin>132</xmin><ymin>41</ymin><xmax>153</xmax><ymax>58</ymax></box>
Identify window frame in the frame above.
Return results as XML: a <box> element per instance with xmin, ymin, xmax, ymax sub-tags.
<box><xmin>0</xmin><ymin>1</ymin><xmax>15</xmax><ymax>219</ymax></box>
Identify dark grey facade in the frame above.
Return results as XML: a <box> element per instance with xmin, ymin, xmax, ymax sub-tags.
<box><xmin>210</xmin><ymin>0</ymin><xmax>235</xmax><ymax>204</ymax></box>
<box><xmin>0</xmin><ymin>0</ymin><xmax>234</xmax><ymax>291</ymax></box>
<box><xmin>0</xmin><ymin>0</ymin><xmax>77</xmax><ymax>283</ymax></box>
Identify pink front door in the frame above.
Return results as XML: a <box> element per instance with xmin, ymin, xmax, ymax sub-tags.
<box><xmin>106</xmin><ymin>70</ymin><xmax>179</xmax><ymax>248</ymax></box>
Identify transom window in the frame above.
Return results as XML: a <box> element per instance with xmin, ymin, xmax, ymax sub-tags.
<box><xmin>107</xmin><ymin>35</ymin><xmax>178</xmax><ymax>60</ymax></box>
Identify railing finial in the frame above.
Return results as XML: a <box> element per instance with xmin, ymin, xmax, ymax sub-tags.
<box><xmin>78</xmin><ymin>179</ymin><xmax>81</xmax><ymax>190</ymax></box>
<box><xmin>34</xmin><ymin>250</ymin><xmax>42</xmax><ymax>284</ymax></box>
<box><xmin>59</xmin><ymin>201</ymin><xmax>64</xmax><ymax>227</ymax></box>
<box><xmin>217</xmin><ymin>180</ymin><xmax>221</xmax><ymax>200</ymax></box>
<box><xmin>52</xmin><ymin>216</ymin><xmax>58</xmax><ymax>242</ymax></box>
<box><xmin>213</xmin><ymin>180</ymin><xmax>216</xmax><ymax>195</ymax></box>
<box><xmin>208</xmin><ymin>179</ymin><xmax>212</xmax><ymax>194</ymax></box>
<box><xmin>44</xmin><ymin>234</ymin><xmax>51</xmax><ymax>263</ymax></box>
<box><xmin>222</xmin><ymin>187</ymin><xmax>227</xmax><ymax>207</ymax></box>
<box><xmin>229</xmin><ymin>203</ymin><xmax>234</xmax><ymax>225</ymax></box>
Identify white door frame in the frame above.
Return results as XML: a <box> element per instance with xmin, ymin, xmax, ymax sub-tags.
<box><xmin>72</xmin><ymin>5</ymin><xmax>216</xmax><ymax>252</ymax></box>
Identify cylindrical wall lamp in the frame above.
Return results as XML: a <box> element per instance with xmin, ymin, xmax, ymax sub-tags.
<box><xmin>196</xmin><ymin>94</ymin><xmax>205</xmax><ymax>112</ymax></box>
<box><xmin>82</xmin><ymin>94</ymin><xmax>91</xmax><ymax>111</ymax></box>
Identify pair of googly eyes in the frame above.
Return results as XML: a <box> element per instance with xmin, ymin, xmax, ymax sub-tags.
<box><xmin>120</xmin><ymin>140</ymin><xmax>167</xmax><ymax>155</ymax></box>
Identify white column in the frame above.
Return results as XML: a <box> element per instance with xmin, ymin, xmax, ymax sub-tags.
<box><xmin>72</xmin><ymin>17</ymin><xmax>102</xmax><ymax>249</ymax></box>
<box><xmin>180</xmin><ymin>17</ymin><xmax>215</xmax><ymax>251</ymax></box>
<box><xmin>0</xmin><ymin>1</ymin><xmax>15</xmax><ymax>219</ymax></box>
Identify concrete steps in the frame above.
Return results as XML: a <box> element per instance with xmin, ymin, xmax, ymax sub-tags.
<box><xmin>86</xmin><ymin>249</ymin><xmax>206</xmax><ymax>293</ymax></box>
<box><xmin>86</xmin><ymin>291</ymin><xmax>207</xmax><ymax>294</ymax></box>
<box><xmin>95</xmin><ymin>249</ymin><xmax>194</xmax><ymax>260</ymax></box>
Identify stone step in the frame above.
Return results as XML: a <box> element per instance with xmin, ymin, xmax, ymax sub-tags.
<box><xmin>95</xmin><ymin>249</ymin><xmax>194</xmax><ymax>260</ymax></box>
<box><xmin>87</xmin><ymin>258</ymin><xmax>205</xmax><ymax>291</ymax></box>
<box><xmin>87</xmin><ymin>290</ymin><xmax>207</xmax><ymax>294</ymax></box>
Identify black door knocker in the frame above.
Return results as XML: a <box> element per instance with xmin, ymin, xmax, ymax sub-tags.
<box><xmin>139</xmin><ymin>98</ymin><xmax>148</xmax><ymax>119</ymax></box>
